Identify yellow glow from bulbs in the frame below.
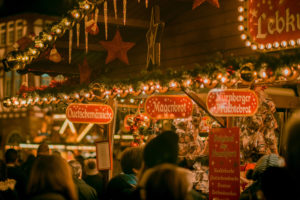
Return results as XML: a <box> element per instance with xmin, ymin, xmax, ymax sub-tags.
<box><xmin>84</xmin><ymin>4</ymin><xmax>90</xmax><ymax>10</ymax></box>
<box><xmin>281</xmin><ymin>41</ymin><xmax>287</xmax><ymax>47</ymax></box>
<box><xmin>221</xmin><ymin>77</ymin><xmax>227</xmax><ymax>83</ymax></box>
<box><xmin>186</xmin><ymin>80</ymin><xmax>191</xmax><ymax>85</ymax></box>
<box><xmin>238</xmin><ymin>25</ymin><xmax>244</xmax><ymax>31</ymax></box>
<box><xmin>245</xmin><ymin>41</ymin><xmax>251</xmax><ymax>47</ymax></box>
<box><xmin>56</xmin><ymin>29</ymin><xmax>62</xmax><ymax>34</ymax></box>
<box><xmin>259</xmin><ymin>44</ymin><xmax>265</xmax><ymax>50</ymax></box>
<box><xmin>266</xmin><ymin>43</ymin><xmax>272</xmax><ymax>49</ymax></box>
<box><xmin>262</xmin><ymin>71</ymin><xmax>267</xmax><ymax>78</ymax></box>
<box><xmin>156</xmin><ymin>84</ymin><xmax>160</xmax><ymax>89</ymax></box>
<box><xmin>130</xmin><ymin>99</ymin><xmax>134</xmax><ymax>103</ymax></box>
<box><xmin>170</xmin><ymin>82</ymin><xmax>176</xmax><ymax>87</ymax></box>
<box><xmin>217</xmin><ymin>73</ymin><xmax>222</xmax><ymax>79</ymax></box>
<box><xmin>251</xmin><ymin>44</ymin><xmax>257</xmax><ymax>50</ymax></box>
<box><xmin>238</xmin><ymin>6</ymin><xmax>244</xmax><ymax>13</ymax></box>
<box><xmin>203</xmin><ymin>79</ymin><xmax>209</xmax><ymax>84</ymax></box>
<box><xmin>283</xmin><ymin>68</ymin><xmax>291</xmax><ymax>76</ymax></box>
<box><xmin>47</xmin><ymin>35</ymin><xmax>53</xmax><ymax>41</ymax></box>
<box><xmin>143</xmin><ymin>86</ymin><xmax>148</xmax><ymax>91</ymax></box>
<box><xmin>238</xmin><ymin>15</ymin><xmax>244</xmax><ymax>21</ymax></box>
<box><xmin>273</xmin><ymin>41</ymin><xmax>279</xmax><ymax>48</ymax></box>
<box><xmin>74</xmin><ymin>12</ymin><xmax>80</xmax><ymax>19</ymax></box>
<box><xmin>84</xmin><ymin>93</ymin><xmax>90</xmax><ymax>98</ymax></box>
<box><xmin>65</xmin><ymin>21</ymin><xmax>71</xmax><ymax>26</ymax></box>
<box><xmin>31</xmin><ymin>49</ymin><xmax>37</xmax><ymax>55</ymax></box>
<box><xmin>240</xmin><ymin>34</ymin><xmax>247</xmax><ymax>40</ymax></box>
<box><xmin>129</xmin><ymin>88</ymin><xmax>133</xmax><ymax>92</ymax></box>
<box><xmin>289</xmin><ymin>40</ymin><xmax>296</xmax><ymax>46</ymax></box>
<box><xmin>253</xmin><ymin>71</ymin><xmax>257</xmax><ymax>76</ymax></box>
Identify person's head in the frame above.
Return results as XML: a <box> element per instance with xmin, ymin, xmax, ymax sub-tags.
<box><xmin>143</xmin><ymin>131</ymin><xmax>179</xmax><ymax>169</ymax></box>
<box><xmin>139</xmin><ymin>164</ymin><xmax>193</xmax><ymax>200</ymax></box>
<box><xmin>37</xmin><ymin>142</ymin><xmax>50</xmax><ymax>156</ymax></box>
<box><xmin>84</xmin><ymin>159</ymin><xmax>98</xmax><ymax>176</ymax></box>
<box><xmin>27</xmin><ymin>155</ymin><xmax>77</xmax><ymax>200</ymax></box>
<box><xmin>69</xmin><ymin>160</ymin><xmax>82</xmax><ymax>179</ymax></box>
<box><xmin>284</xmin><ymin>110</ymin><xmax>300</xmax><ymax>178</ymax></box>
<box><xmin>249</xmin><ymin>154</ymin><xmax>285</xmax><ymax>181</ymax></box>
<box><xmin>5</xmin><ymin>148</ymin><xmax>18</xmax><ymax>164</ymax></box>
<box><xmin>121</xmin><ymin>147</ymin><xmax>143</xmax><ymax>175</ymax></box>
<box><xmin>0</xmin><ymin>159</ymin><xmax>7</xmax><ymax>181</ymax></box>
<box><xmin>52</xmin><ymin>150</ymin><xmax>61</xmax><ymax>157</ymax></box>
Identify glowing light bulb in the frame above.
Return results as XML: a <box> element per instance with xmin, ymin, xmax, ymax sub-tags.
<box><xmin>31</xmin><ymin>49</ymin><xmax>37</xmax><ymax>55</ymax></box>
<box><xmin>262</xmin><ymin>71</ymin><xmax>267</xmax><ymax>78</ymax></box>
<box><xmin>240</xmin><ymin>34</ymin><xmax>247</xmax><ymax>40</ymax></box>
<box><xmin>74</xmin><ymin>12</ymin><xmax>80</xmax><ymax>19</ymax></box>
<box><xmin>170</xmin><ymin>82</ymin><xmax>176</xmax><ymax>87</ymax></box>
<box><xmin>52</xmin><ymin>97</ymin><xmax>56</xmax><ymax>101</ymax></box>
<box><xmin>289</xmin><ymin>40</ymin><xmax>296</xmax><ymax>46</ymax></box>
<box><xmin>283</xmin><ymin>67</ymin><xmax>291</xmax><ymax>77</ymax></box>
<box><xmin>186</xmin><ymin>80</ymin><xmax>191</xmax><ymax>86</ymax></box>
<box><xmin>200</xmin><ymin>84</ymin><xmax>204</xmax><ymax>88</ymax></box>
<box><xmin>253</xmin><ymin>71</ymin><xmax>257</xmax><ymax>76</ymax></box>
<box><xmin>245</xmin><ymin>40</ymin><xmax>251</xmax><ymax>47</ymax></box>
<box><xmin>65</xmin><ymin>21</ymin><xmax>71</xmax><ymax>26</ymax></box>
<box><xmin>64</xmin><ymin>95</ymin><xmax>68</xmax><ymax>100</ymax></box>
<box><xmin>221</xmin><ymin>77</ymin><xmax>227</xmax><ymax>83</ymax></box>
<box><xmin>75</xmin><ymin>94</ymin><xmax>79</xmax><ymax>99</ymax></box>
<box><xmin>84</xmin><ymin>4</ymin><xmax>90</xmax><ymax>10</ymax></box>
<box><xmin>47</xmin><ymin>35</ymin><xmax>53</xmax><ymax>41</ymax></box>
<box><xmin>130</xmin><ymin>99</ymin><xmax>134</xmax><ymax>103</ymax></box>
<box><xmin>43</xmin><ymin>97</ymin><xmax>47</xmax><ymax>102</ymax></box>
<box><xmin>217</xmin><ymin>73</ymin><xmax>222</xmax><ymax>79</ymax></box>
<box><xmin>238</xmin><ymin>6</ymin><xmax>244</xmax><ymax>13</ymax></box>
<box><xmin>259</xmin><ymin>44</ymin><xmax>265</xmax><ymax>50</ymax></box>
<box><xmin>129</xmin><ymin>88</ymin><xmax>133</xmax><ymax>92</ymax></box>
<box><xmin>281</xmin><ymin>41</ymin><xmax>287</xmax><ymax>47</ymax></box>
<box><xmin>251</xmin><ymin>44</ymin><xmax>257</xmax><ymax>50</ymax></box>
<box><xmin>143</xmin><ymin>86</ymin><xmax>148</xmax><ymax>91</ymax></box>
<box><xmin>273</xmin><ymin>41</ymin><xmax>279</xmax><ymax>48</ymax></box>
<box><xmin>238</xmin><ymin>15</ymin><xmax>244</xmax><ymax>22</ymax></box>
<box><xmin>84</xmin><ymin>93</ymin><xmax>90</xmax><ymax>98</ymax></box>
<box><xmin>156</xmin><ymin>84</ymin><xmax>160</xmax><ymax>89</ymax></box>
<box><xmin>203</xmin><ymin>79</ymin><xmax>209</xmax><ymax>84</ymax></box>
<box><xmin>120</xmin><ymin>99</ymin><xmax>125</xmax><ymax>103</ymax></box>
<box><xmin>238</xmin><ymin>25</ymin><xmax>244</xmax><ymax>31</ymax></box>
<box><xmin>266</xmin><ymin>43</ymin><xmax>272</xmax><ymax>49</ymax></box>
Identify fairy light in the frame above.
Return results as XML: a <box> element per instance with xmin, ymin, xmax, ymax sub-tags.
<box><xmin>64</xmin><ymin>95</ymin><xmax>68</xmax><ymax>100</ymax></box>
<box><xmin>31</xmin><ymin>49</ymin><xmax>37</xmax><ymax>55</ymax></box>
<box><xmin>35</xmin><ymin>97</ymin><xmax>39</xmax><ymax>102</ymax></box>
<box><xmin>238</xmin><ymin>15</ymin><xmax>244</xmax><ymax>22</ymax></box>
<box><xmin>14</xmin><ymin>100</ymin><xmax>19</xmax><ymax>106</ymax></box>
<box><xmin>56</xmin><ymin>28</ymin><xmax>62</xmax><ymax>34</ymax></box>
<box><xmin>52</xmin><ymin>97</ymin><xmax>56</xmax><ymax>101</ymax></box>
<box><xmin>43</xmin><ymin>97</ymin><xmax>47</xmax><ymax>102</ymax></box>
<box><xmin>289</xmin><ymin>40</ymin><xmax>296</xmax><ymax>46</ymax></box>
<box><xmin>273</xmin><ymin>41</ymin><xmax>279</xmax><ymax>48</ymax></box>
<box><xmin>240</xmin><ymin>34</ymin><xmax>247</xmax><ymax>40</ymax></box>
<box><xmin>130</xmin><ymin>99</ymin><xmax>134</xmax><ymax>103</ymax></box>
<box><xmin>73</xmin><ymin>12</ymin><xmax>80</xmax><ymax>19</ymax></box>
<box><xmin>266</xmin><ymin>43</ymin><xmax>272</xmax><ymax>49</ymax></box>
<box><xmin>143</xmin><ymin>86</ymin><xmax>148</xmax><ymax>91</ymax></box>
<box><xmin>156</xmin><ymin>84</ymin><xmax>160</xmax><ymax>89</ymax></box>
<box><xmin>170</xmin><ymin>82</ymin><xmax>176</xmax><ymax>88</ymax></box>
<box><xmin>47</xmin><ymin>35</ymin><xmax>53</xmax><ymax>41</ymax></box>
<box><xmin>283</xmin><ymin>67</ymin><xmax>291</xmax><ymax>77</ymax></box>
<box><xmin>262</xmin><ymin>71</ymin><xmax>267</xmax><ymax>78</ymax></box>
<box><xmin>259</xmin><ymin>44</ymin><xmax>265</xmax><ymax>50</ymax></box>
<box><xmin>84</xmin><ymin>93</ymin><xmax>90</xmax><ymax>98</ymax></box>
<box><xmin>200</xmin><ymin>84</ymin><xmax>204</xmax><ymax>88</ymax></box>
<box><xmin>245</xmin><ymin>41</ymin><xmax>251</xmax><ymax>47</ymax></box>
<box><xmin>251</xmin><ymin>44</ymin><xmax>257</xmax><ymax>50</ymax></box>
<box><xmin>253</xmin><ymin>71</ymin><xmax>257</xmax><ymax>76</ymax></box>
<box><xmin>84</xmin><ymin>4</ymin><xmax>90</xmax><ymax>10</ymax></box>
<box><xmin>281</xmin><ymin>41</ymin><xmax>287</xmax><ymax>47</ymax></box>
<box><xmin>186</xmin><ymin>79</ymin><xmax>191</xmax><ymax>86</ymax></box>
<box><xmin>217</xmin><ymin>73</ymin><xmax>223</xmax><ymax>79</ymax></box>
<box><xmin>238</xmin><ymin>25</ymin><xmax>244</xmax><ymax>31</ymax></box>
<box><xmin>120</xmin><ymin>99</ymin><xmax>125</xmax><ymax>103</ymax></box>
<box><xmin>21</xmin><ymin>99</ymin><xmax>26</xmax><ymax>105</ymax></box>
<box><xmin>74</xmin><ymin>93</ymin><xmax>80</xmax><ymax>99</ymax></box>
<box><xmin>65</xmin><ymin>21</ymin><xmax>71</xmax><ymax>26</ymax></box>
<box><xmin>203</xmin><ymin>78</ymin><xmax>209</xmax><ymax>84</ymax></box>
<box><xmin>237</xmin><ymin>6</ymin><xmax>244</xmax><ymax>13</ymax></box>
<box><xmin>221</xmin><ymin>77</ymin><xmax>227</xmax><ymax>83</ymax></box>
<box><xmin>129</xmin><ymin>88</ymin><xmax>133</xmax><ymax>92</ymax></box>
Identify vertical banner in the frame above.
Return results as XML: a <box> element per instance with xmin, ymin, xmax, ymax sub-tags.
<box><xmin>209</xmin><ymin>128</ymin><xmax>240</xmax><ymax>200</ymax></box>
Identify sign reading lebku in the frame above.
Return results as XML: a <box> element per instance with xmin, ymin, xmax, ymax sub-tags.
<box><xmin>247</xmin><ymin>0</ymin><xmax>300</xmax><ymax>49</ymax></box>
<box><xmin>66</xmin><ymin>103</ymin><xmax>113</xmax><ymax>124</ymax></box>
<box><xmin>145</xmin><ymin>95</ymin><xmax>193</xmax><ymax>119</ymax></box>
<box><xmin>206</xmin><ymin>89</ymin><xmax>258</xmax><ymax>117</ymax></box>
<box><xmin>209</xmin><ymin>128</ymin><xmax>240</xmax><ymax>200</ymax></box>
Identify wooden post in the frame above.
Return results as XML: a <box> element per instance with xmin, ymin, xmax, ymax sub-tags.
<box><xmin>108</xmin><ymin>98</ymin><xmax>117</xmax><ymax>179</ymax></box>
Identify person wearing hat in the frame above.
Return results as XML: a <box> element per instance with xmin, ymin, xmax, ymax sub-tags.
<box><xmin>240</xmin><ymin>154</ymin><xmax>285</xmax><ymax>200</ymax></box>
<box><xmin>83</xmin><ymin>159</ymin><xmax>104</xmax><ymax>199</ymax></box>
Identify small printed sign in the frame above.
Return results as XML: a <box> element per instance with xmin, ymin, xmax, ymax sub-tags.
<box><xmin>95</xmin><ymin>141</ymin><xmax>111</xmax><ymax>170</ymax></box>
<box><xmin>145</xmin><ymin>95</ymin><xmax>193</xmax><ymax>119</ymax></box>
<box><xmin>206</xmin><ymin>89</ymin><xmax>258</xmax><ymax>117</ymax></box>
<box><xmin>66</xmin><ymin>103</ymin><xmax>114</xmax><ymax>124</ymax></box>
<box><xmin>209</xmin><ymin>128</ymin><xmax>240</xmax><ymax>200</ymax></box>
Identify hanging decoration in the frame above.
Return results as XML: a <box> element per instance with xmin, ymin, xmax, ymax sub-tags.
<box><xmin>86</xmin><ymin>10</ymin><xmax>99</xmax><ymax>35</ymax></box>
<box><xmin>104</xmin><ymin>1</ymin><xmax>108</xmax><ymax>40</ymax></box>
<box><xmin>49</xmin><ymin>46</ymin><xmax>62</xmax><ymax>63</ymax></box>
<box><xmin>76</xmin><ymin>23</ymin><xmax>80</xmax><ymax>48</ymax></box>
<box><xmin>78</xmin><ymin>58</ymin><xmax>92</xmax><ymax>84</ymax></box>
<box><xmin>69</xmin><ymin>29</ymin><xmax>73</xmax><ymax>64</ymax></box>
<box><xmin>99</xmin><ymin>30</ymin><xmax>135</xmax><ymax>65</ymax></box>
<box><xmin>192</xmin><ymin>0</ymin><xmax>220</xmax><ymax>9</ymax></box>
<box><xmin>145</xmin><ymin>0</ymin><xmax>148</xmax><ymax>8</ymax></box>
<box><xmin>113</xmin><ymin>0</ymin><xmax>118</xmax><ymax>20</ymax></box>
<box><xmin>123</xmin><ymin>0</ymin><xmax>127</xmax><ymax>25</ymax></box>
<box><xmin>84</xmin><ymin>16</ymin><xmax>88</xmax><ymax>54</ymax></box>
<box><xmin>146</xmin><ymin>8</ymin><xmax>159</xmax><ymax>69</ymax></box>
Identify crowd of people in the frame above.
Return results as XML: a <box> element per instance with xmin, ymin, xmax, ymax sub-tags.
<box><xmin>0</xmin><ymin>111</ymin><xmax>300</xmax><ymax>200</ymax></box>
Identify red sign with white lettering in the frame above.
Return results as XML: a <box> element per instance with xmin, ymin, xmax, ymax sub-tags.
<box><xmin>145</xmin><ymin>95</ymin><xmax>193</xmax><ymax>119</ymax></box>
<box><xmin>66</xmin><ymin>103</ymin><xmax>113</xmax><ymax>124</ymax></box>
<box><xmin>206</xmin><ymin>89</ymin><xmax>258</xmax><ymax>117</ymax></box>
<box><xmin>247</xmin><ymin>0</ymin><xmax>300</xmax><ymax>48</ymax></box>
<box><xmin>209</xmin><ymin>128</ymin><xmax>240</xmax><ymax>200</ymax></box>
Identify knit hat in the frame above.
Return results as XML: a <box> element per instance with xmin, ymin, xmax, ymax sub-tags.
<box><xmin>251</xmin><ymin>154</ymin><xmax>285</xmax><ymax>180</ymax></box>
<box><xmin>144</xmin><ymin>131</ymin><xmax>179</xmax><ymax>168</ymax></box>
<box><xmin>37</xmin><ymin>142</ymin><xmax>49</xmax><ymax>156</ymax></box>
<box><xmin>85</xmin><ymin>159</ymin><xmax>99</xmax><ymax>176</ymax></box>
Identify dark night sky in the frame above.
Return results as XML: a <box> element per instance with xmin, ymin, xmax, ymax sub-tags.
<box><xmin>0</xmin><ymin>0</ymin><xmax>77</xmax><ymax>17</ymax></box>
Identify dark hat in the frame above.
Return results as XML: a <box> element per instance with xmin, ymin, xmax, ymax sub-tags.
<box><xmin>37</xmin><ymin>142</ymin><xmax>49</xmax><ymax>156</ymax></box>
<box><xmin>144</xmin><ymin>131</ymin><xmax>179</xmax><ymax>168</ymax></box>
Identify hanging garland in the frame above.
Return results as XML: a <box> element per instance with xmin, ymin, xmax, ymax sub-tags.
<box><xmin>3</xmin><ymin>50</ymin><xmax>300</xmax><ymax>108</ymax></box>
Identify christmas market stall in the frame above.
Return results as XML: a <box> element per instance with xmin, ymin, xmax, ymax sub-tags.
<box><xmin>1</xmin><ymin>0</ymin><xmax>300</xmax><ymax>199</ymax></box>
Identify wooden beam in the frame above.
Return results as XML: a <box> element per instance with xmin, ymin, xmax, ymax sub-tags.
<box><xmin>98</xmin><ymin>16</ymin><xmax>149</xmax><ymax>28</ymax></box>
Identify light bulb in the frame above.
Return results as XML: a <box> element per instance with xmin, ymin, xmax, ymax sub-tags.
<box><xmin>266</xmin><ymin>43</ymin><xmax>272</xmax><ymax>49</ymax></box>
<box><xmin>238</xmin><ymin>25</ymin><xmax>245</xmax><ymax>31</ymax></box>
<box><xmin>238</xmin><ymin>15</ymin><xmax>244</xmax><ymax>22</ymax></box>
<box><xmin>251</xmin><ymin>44</ymin><xmax>257</xmax><ymax>50</ymax></box>
<box><xmin>130</xmin><ymin>99</ymin><xmax>134</xmax><ymax>103</ymax></box>
<box><xmin>281</xmin><ymin>41</ymin><xmax>287</xmax><ymax>47</ymax></box>
<box><xmin>283</xmin><ymin>67</ymin><xmax>291</xmax><ymax>77</ymax></box>
<box><xmin>241</xmin><ymin>34</ymin><xmax>247</xmax><ymax>40</ymax></box>
<box><xmin>47</xmin><ymin>35</ymin><xmax>53</xmax><ymax>41</ymax></box>
<box><xmin>289</xmin><ymin>40</ymin><xmax>296</xmax><ymax>46</ymax></box>
<box><xmin>238</xmin><ymin>6</ymin><xmax>244</xmax><ymax>13</ymax></box>
<box><xmin>273</xmin><ymin>41</ymin><xmax>279</xmax><ymax>48</ymax></box>
<box><xmin>245</xmin><ymin>40</ymin><xmax>251</xmax><ymax>47</ymax></box>
<box><xmin>259</xmin><ymin>44</ymin><xmax>265</xmax><ymax>50</ymax></box>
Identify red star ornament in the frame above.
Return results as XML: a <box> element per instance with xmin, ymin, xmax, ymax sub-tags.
<box><xmin>78</xmin><ymin>58</ymin><xmax>91</xmax><ymax>84</ymax></box>
<box><xmin>99</xmin><ymin>30</ymin><xmax>135</xmax><ymax>65</ymax></box>
<box><xmin>192</xmin><ymin>0</ymin><xmax>220</xmax><ymax>9</ymax></box>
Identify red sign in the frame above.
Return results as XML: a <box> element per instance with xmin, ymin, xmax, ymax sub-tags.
<box><xmin>209</xmin><ymin>128</ymin><xmax>240</xmax><ymax>200</ymax></box>
<box><xmin>206</xmin><ymin>89</ymin><xmax>258</xmax><ymax>117</ymax></box>
<box><xmin>246</xmin><ymin>0</ymin><xmax>300</xmax><ymax>50</ymax></box>
<box><xmin>145</xmin><ymin>95</ymin><xmax>193</xmax><ymax>119</ymax></box>
<box><xmin>66</xmin><ymin>103</ymin><xmax>113</xmax><ymax>124</ymax></box>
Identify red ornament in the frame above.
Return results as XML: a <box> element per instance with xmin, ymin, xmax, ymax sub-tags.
<box><xmin>99</xmin><ymin>30</ymin><xmax>135</xmax><ymax>65</ymax></box>
<box><xmin>192</xmin><ymin>0</ymin><xmax>220</xmax><ymax>9</ymax></box>
<box><xmin>78</xmin><ymin>58</ymin><xmax>92</xmax><ymax>84</ymax></box>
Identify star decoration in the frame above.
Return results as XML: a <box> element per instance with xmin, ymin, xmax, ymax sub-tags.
<box><xmin>192</xmin><ymin>0</ymin><xmax>220</xmax><ymax>9</ymax></box>
<box><xmin>146</xmin><ymin>8</ymin><xmax>159</xmax><ymax>69</ymax></box>
<box><xmin>78</xmin><ymin>58</ymin><xmax>91</xmax><ymax>84</ymax></box>
<box><xmin>99</xmin><ymin>30</ymin><xmax>135</xmax><ymax>65</ymax></box>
